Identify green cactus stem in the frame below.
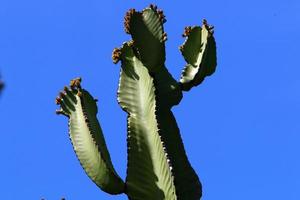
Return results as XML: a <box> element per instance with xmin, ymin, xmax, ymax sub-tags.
<box><xmin>56</xmin><ymin>4</ymin><xmax>217</xmax><ymax>200</ymax></box>
<box><xmin>117</xmin><ymin>42</ymin><xmax>177</xmax><ymax>199</ymax></box>
<box><xmin>56</xmin><ymin>78</ymin><xmax>125</xmax><ymax>194</ymax></box>
<box><xmin>179</xmin><ymin>19</ymin><xmax>217</xmax><ymax>91</ymax></box>
<box><xmin>124</xmin><ymin>5</ymin><xmax>166</xmax><ymax>73</ymax></box>
<box><xmin>123</xmin><ymin>5</ymin><xmax>182</xmax><ymax>109</ymax></box>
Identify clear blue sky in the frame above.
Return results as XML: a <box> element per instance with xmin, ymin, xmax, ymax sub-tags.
<box><xmin>0</xmin><ymin>0</ymin><xmax>299</xmax><ymax>199</ymax></box>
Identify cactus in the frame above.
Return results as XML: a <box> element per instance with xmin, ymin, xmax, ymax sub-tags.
<box><xmin>56</xmin><ymin>4</ymin><xmax>216</xmax><ymax>200</ymax></box>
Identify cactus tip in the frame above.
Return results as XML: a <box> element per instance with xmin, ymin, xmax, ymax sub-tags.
<box><xmin>148</xmin><ymin>4</ymin><xmax>166</xmax><ymax>24</ymax></box>
<box><xmin>124</xmin><ymin>9</ymin><xmax>136</xmax><ymax>34</ymax></box>
<box><xmin>70</xmin><ymin>77</ymin><xmax>82</xmax><ymax>89</ymax></box>
<box><xmin>182</xmin><ymin>26</ymin><xmax>192</xmax><ymax>37</ymax></box>
<box><xmin>112</xmin><ymin>47</ymin><xmax>122</xmax><ymax>64</ymax></box>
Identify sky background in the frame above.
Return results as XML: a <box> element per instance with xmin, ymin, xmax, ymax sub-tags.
<box><xmin>0</xmin><ymin>0</ymin><xmax>299</xmax><ymax>199</ymax></box>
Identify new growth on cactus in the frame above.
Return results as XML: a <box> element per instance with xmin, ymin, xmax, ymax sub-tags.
<box><xmin>56</xmin><ymin>4</ymin><xmax>217</xmax><ymax>200</ymax></box>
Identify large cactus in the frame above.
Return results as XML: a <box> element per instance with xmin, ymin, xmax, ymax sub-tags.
<box><xmin>56</xmin><ymin>4</ymin><xmax>216</xmax><ymax>200</ymax></box>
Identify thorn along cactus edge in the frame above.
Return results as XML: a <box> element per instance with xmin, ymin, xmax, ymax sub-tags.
<box><xmin>56</xmin><ymin>4</ymin><xmax>217</xmax><ymax>200</ymax></box>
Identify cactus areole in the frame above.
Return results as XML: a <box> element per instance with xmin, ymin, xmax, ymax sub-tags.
<box><xmin>56</xmin><ymin>4</ymin><xmax>217</xmax><ymax>200</ymax></box>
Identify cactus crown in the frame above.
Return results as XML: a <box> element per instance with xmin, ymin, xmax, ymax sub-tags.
<box><xmin>56</xmin><ymin>4</ymin><xmax>217</xmax><ymax>200</ymax></box>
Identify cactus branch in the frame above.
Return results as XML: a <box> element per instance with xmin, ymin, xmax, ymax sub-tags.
<box><xmin>124</xmin><ymin>5</ymin><xmax>166</xmax><ymax>72</ymax></box>
<box><xmin>56</xmin><ymin>78</ymin><xmax>125</xmax><ymax>194</ymax></box>
<box><xmin>179</xmin><ymin>20</ymin><xmax>217</xmax><ymax>91</ymax></box>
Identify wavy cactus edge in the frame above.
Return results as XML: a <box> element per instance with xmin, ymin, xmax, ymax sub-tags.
<box><xmin>56</xmin><ymin>4</ymin><xmax>217</xmax><ymax>200</ymax></box>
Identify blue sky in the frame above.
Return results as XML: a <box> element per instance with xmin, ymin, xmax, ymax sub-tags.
<box><xmin>0</xmin><ymin>0</ymin><xmax>299</xmax><ymax>199</ymax></box>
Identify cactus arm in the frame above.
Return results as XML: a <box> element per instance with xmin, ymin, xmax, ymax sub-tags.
<box><xmin>124</xmin><ymin>5</ymin><xmax>166</xmax><ymax>73</ymax></box>
<box><xmin>115</xmin><ymin>43</ymin><xmax>177</xmax><ymax>200</ymax></box>
<box><xmin>55</xmin><ymin>79</ymin><xmax>125</xmax><ymax>194</ymax></box>
<box><xmin>125</xmin><ymin>5</ymin><xmax>182</xmax><ymax>108</ymax></box>
<box><xmin>179</xmin><ymin>20</ymin><xmax>217</xmax><ymax>91</ymax></box>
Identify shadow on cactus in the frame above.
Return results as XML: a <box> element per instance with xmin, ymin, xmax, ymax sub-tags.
<box><xmin>56</xmin><ymin>4</ymin><xmax>217</xmax><ymax>200</ymax></box>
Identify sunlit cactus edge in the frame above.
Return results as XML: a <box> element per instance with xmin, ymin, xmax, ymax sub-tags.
<box><xmin>56</xmin><ymin>4</ymin><xmax>217</xmax><ymax>200</ymax></box>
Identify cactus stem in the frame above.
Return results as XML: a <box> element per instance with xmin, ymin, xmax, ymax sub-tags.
<box><xmin>56</xmin><ymin>5</ymin><xmax>217</xmax><ymax>199</ymax></box>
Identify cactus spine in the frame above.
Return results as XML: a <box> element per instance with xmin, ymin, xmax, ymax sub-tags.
<box><xmin>56</xmin><ymin>4</ymin><xmax>216</xmax><ymax>200</ymax></box>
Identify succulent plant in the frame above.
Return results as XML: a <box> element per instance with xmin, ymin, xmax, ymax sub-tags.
<box><xmin>56</xmin><ymin>4</ymin><xmax>216</xmax><ymax>200</ymax></box>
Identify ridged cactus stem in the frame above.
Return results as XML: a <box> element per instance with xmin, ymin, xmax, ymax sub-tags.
<box><xmin>56</xmin><ymin>4</ymin><xmax>217</xmax><ymax>200</ymax></box>
<box><xmin>56</xmin><ymin>78</ymin><xmax>125</xmax><ymax>194</ymax></box>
